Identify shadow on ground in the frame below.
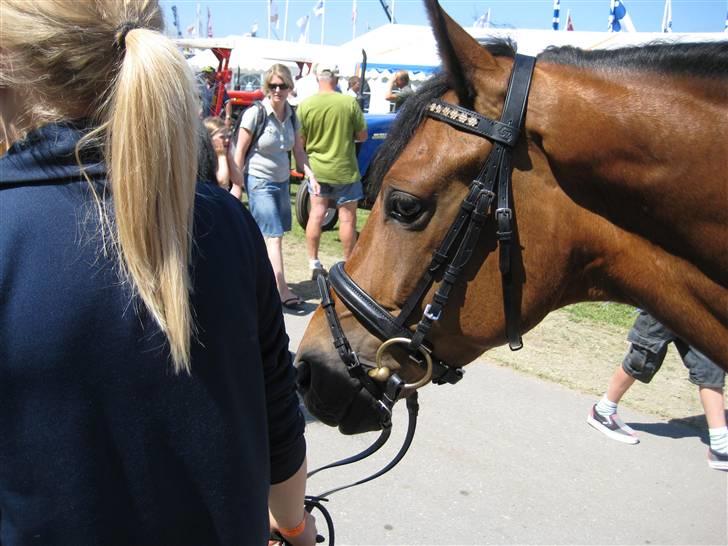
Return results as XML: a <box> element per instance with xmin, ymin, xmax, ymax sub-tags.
<box><xmin>289</xmin><ymin>280</ymin><xmax>323</xmax><ymax>302</ymax></box>
<box><xmin>628</xmin><ymin>413</ymin><xmax>713</xmax><ymax>445</ymax></box>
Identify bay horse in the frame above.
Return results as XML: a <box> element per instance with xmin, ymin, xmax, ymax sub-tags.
<box><xmin>296</xmin><ymin>0</ymin><xmax>728</xmax><ymax>435</ymax></box>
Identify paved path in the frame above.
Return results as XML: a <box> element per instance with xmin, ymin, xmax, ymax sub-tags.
<box><xmin>283</xmin><ymin>308</ymin><xmax>727</xmax><ymax>546</ymax></box>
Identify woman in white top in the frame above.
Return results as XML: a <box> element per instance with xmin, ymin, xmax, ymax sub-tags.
<box><xmin>230</xmin><ymin>64</ymin><xmax>317</xmax><ymax>309</ymax></box>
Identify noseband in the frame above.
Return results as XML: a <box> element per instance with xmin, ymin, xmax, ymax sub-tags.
<box><xmin>317</xmin><ymin>54</ymin><xmax>536</xmax><ymax>422</ymax></box>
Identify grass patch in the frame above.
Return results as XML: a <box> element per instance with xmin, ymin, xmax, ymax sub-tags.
<box><xmin>562</xmin><ymin>302</ymin><xmax>637</xmax><ymax>329</ymax></box>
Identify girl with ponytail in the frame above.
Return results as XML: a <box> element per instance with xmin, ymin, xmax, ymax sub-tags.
<box><xmin>0</xmin><ymin>1</ymin><xmax>315</xmax><ymax>543</ymax></box>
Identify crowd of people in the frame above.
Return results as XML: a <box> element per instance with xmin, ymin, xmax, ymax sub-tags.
<box><xmin>202</xmin><ymin>61</ymin><xmax>369</xmax><ymax>304</ymax></box>
<box><xmin>1</xmin><ymin>0</ymin><xmax>725</xmax><ymax>543</ymax></box>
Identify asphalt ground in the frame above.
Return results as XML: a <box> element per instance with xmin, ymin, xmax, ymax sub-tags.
<box><xmin>282</xmin><ymin>307</ymin><xmax>728</xmax><ymax>546</ymax></box>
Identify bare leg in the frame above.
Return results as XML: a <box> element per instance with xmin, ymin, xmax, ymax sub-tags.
<box><xmin>588</xmin><ymin>364</ymin><xmax>640</xmax><ymax>444</ymax></box>
<box><xmin>699</xmin><ymin>387</ymin><xmax>727</xmax><ymax>430</ymax></box>
<box><xmin>701</xmin><ymin>387</ymin><xmax>728</xmax><ymax>468</ymax></box>
<box><xmin>337</xmin><ymin>201</ymin><xmax>358</xmax><ymax>261</ymax></box>
<box><xmin>265</xmin><ymin>236</ymin><xmax>297</xmax><ymax>302</ymax></box>
<box><xmin>606</xmin><ymin>365</ymin><xmax>637</xmax><ymax>404</ymax></box>
<box><xmin>306</xmin><ymin>195</ymin><xmax>330</xmax><ymax>262</ymax></box>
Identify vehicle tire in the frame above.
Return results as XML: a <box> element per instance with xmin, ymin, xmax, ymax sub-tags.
<box><xmin>295</xmin><ymin>182</ymin><xmax>338</xmax><ymax>231</ymax></box>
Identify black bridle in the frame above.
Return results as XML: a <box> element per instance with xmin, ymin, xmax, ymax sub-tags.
<box><xmin>303</xmin><ymin>56</ymin><xmax>536</xmax><ymax>544</ymax></box>
<box><xmin>318</xmin><ymin>54</ymin><xmax>535</xmax><ymax>413</ymax></box>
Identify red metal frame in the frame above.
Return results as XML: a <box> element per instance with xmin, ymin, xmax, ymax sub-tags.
<box><xmin>209</xmin><ymin>47</ymin><xmax>232</xmax><ymax>117</ymax></box>
<box><xmin>208</xmin><ymin>51</ymin><xmax>316</xmax><ymax>114</ymax></box>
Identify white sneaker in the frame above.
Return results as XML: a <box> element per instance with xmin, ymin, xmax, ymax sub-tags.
<box><xmin>587</xmin><ymin>404</ymin><xmax>640</xmax><ymax>444</ymax></box>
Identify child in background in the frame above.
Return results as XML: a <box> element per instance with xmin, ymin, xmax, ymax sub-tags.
<box><xmin>203</xmin><ymin>116</ymin><xmax>232</xmax><ymax>190</ymax></box>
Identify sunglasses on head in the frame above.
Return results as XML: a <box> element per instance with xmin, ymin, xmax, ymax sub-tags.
<box><xmin>269</xmin><ymin>83</ymin><xmax>290</xmax><ymax>91</ymax></box>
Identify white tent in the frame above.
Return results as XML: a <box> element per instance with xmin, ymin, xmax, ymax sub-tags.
<box><xmin>178</xmin><ymin>37</ymin><xmax>350</xmax><ymax>74</ymax></box>
<box><xmin>342</xmin><ymin>22</ymin><xmax>726</xmax><ymax>62</ymax></box>
<box><xmin>341</xmin><ymin>23</ymin><xmax>726</xmax><ymax>113</ymax></box>
<box><xmin>178</xmin><ymin>28</ymin><xmax>725</xmax><ymax>110</ymax></box>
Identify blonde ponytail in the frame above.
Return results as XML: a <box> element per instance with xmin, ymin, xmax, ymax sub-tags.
<box><xmin>0</xmin><ymin>1</ymin><xmax>200</xmax><ymax>373</ymax></box>
<box><xmin>108</xmin><ymin>28</ymin><xmax>199</xmax><ymax>374</ymax></box>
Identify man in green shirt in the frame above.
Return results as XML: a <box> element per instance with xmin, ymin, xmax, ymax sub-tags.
<box><xmin>298</xmin><ymin>63</ymin><xmax>368</xmax><ymax>279</ymax></box>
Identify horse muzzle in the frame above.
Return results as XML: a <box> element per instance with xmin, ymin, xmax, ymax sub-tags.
<box><xmin>296</xmin><ymin>353</ymin><xmax>385</xmax><ymax>435</ymax></box>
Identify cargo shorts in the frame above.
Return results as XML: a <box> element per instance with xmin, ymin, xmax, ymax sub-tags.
<box><xmin>622</xmin><ymin>310</ymin><xmax>724</xmax><ymax>388</ymax></box>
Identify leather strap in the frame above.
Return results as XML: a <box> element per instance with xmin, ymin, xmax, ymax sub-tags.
<box><xmin>426</xmin><ymin>99</ymin><xmax>519</xmax><ymax>146</ymax></box>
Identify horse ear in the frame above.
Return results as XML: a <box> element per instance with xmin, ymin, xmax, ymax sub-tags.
<box><xmin>425</xmin><ymin>0</ymin><xmax>497</xmax><ymax>106</ymax></box>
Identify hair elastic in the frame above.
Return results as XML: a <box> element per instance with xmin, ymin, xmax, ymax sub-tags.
<box><xmin>115</xmin><ymin>22</ymin><xmax>140</xmax><ymax>51</ymax></box>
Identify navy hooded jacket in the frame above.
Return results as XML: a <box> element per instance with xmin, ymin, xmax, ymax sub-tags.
<box><xmin>0</xmin><ymin>122</ymin><xmax>306</xmax><ymax>545</ymax></box>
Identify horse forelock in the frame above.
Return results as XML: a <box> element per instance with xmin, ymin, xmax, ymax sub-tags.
<box><xmin>538</xmin><ymin>41</ymin><xmax>728</xmax><ymax>79</ymax></box>
<box><xmin>365</xmin><ymin>74</ymin><xmax>450</xmax><ymax>202</ymax></box>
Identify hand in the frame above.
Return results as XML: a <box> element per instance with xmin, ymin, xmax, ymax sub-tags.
<box><xmin>307</xmin><ymin>177</ymin><xmax>321</xmax><ymax>197</ymax></box>
<box><xmin>270</xmin><ymin>510</ymin><xmax>318</xmax><ymax>546</ymax></box>
<box><xmin>212</xmin><ymin>130</ymin><xmax>229</xmax><ymax>154</ymax></box>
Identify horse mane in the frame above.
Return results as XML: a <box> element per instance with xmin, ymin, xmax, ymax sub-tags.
<box><xmin>366</xmin><ymin>74</ymin><xmax>448</xmax><ymax>201</ymax></box>
<box><xmin>365</xmin><ymin>38</ymin><xmax>727</xmax><ymax>201</ymax></box>
<box><xmin>538</xmin><ymin>41</ymin><xmax>728</xmax><ymax>79</ymax></box>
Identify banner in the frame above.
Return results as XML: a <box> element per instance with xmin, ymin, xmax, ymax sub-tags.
<box><xmin>608</xmin><ymin>0</ymin><xmax>637</xmax><ymax>32</ymax></box>
<box><xmin>661</xmin><ymin>0</ymin><xmax>672</xmax><ymax>32</ymax></box>
<box><xmin>474</xmin><ymin>8</ymin><xmax>490</xmax><ymax>29</ymax></box>
<box><xmin>313</xmin><ymin>0</ymin><xmax>325</xmax><ymax>17</ymax></box>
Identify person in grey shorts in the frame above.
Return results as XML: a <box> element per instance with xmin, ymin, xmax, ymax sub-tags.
<box><xmin>587</xmin><ymin>310</ymin><xmax>728</xmax><ymax>470</ymax></box>
<box><xmin>297</xmin><ymin>63</ymin><xmax>368</xmax><ymax>279</ymax></box>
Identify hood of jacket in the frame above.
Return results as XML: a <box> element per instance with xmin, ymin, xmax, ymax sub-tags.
<box><xmin>0</xmin><ymin>120</ymin><xmax>106</xmax><ymax>186</ymax></box>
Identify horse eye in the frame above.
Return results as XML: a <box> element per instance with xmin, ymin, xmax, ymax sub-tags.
<box><xmin>386</xmin><ymin>191</ymin><xmax>424</xmax><ymax>223</ymax></box>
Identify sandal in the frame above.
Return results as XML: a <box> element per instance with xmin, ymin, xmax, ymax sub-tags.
<box><xmin>281</xmin><ymin>296</ymin><xmax>305</xmax><ymax>309</ymax></box>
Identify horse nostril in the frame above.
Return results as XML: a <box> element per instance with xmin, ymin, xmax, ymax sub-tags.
<box><xmin>296</xmin><ymin>360</ymin><xmax>311</xmax><ymax>393</ymax></box>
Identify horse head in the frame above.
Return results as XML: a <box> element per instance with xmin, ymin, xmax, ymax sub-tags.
<box><xmin>297</xmin><ymin>0</ymin><xmax>558</xmax><ymax>434</ymax></box>
<box><xmin>296</xmin><ymin>0</ymin><xmax>728</xmax><ymax>435</ymax></box>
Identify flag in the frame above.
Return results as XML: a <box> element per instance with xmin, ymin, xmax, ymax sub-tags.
<box><xmin>186</xmin><ymin>24</ymin><xmax>196</xmax><ymax>37</ymax></box>
<box><xmin>296</xmin><ymin>15</ymin><xmax>309</xmax><ymax>43</ymax></box>
<box><xmin>171</xmin><ymin>5</ymin><xmax>182</xmax><ymax>37</ymax></box>
<box><xmin>566</xmin><ymin>9</ymin><xmax>574</xmax><ymax>31</ymax></box>
<box><xmin>313</xmin><ymin>0</ymin><xmax>325</xmax><ymax>17</ymax></box>
<box><xmin>474</xmin><ymin>8</ymin><xmax>490</xmax><ymax>29</ymax></box>
<box><xmin>608</xmin><ymin>0</ymin><xmax>636</xmax><ymax>32</ymax></box>
<box><xmin>352</xmin><ymin>0</ymin><xmax>357</xmax><ymax>23</ymax></box>
<box><xmin>196</xmin><ymin>3</ymin><xmax>203</xmax><ymax>39</ymax></box>
<box><xmin>552</xmin><ymin>0</ymin><xmax>560</xmax><ymax>30</ymax></box>
<box><xmin>269</xmin><ymin>0</ymin><xmax>279</xmax><ymax>28</ymax></box>
<box><xmin>724</xmin><ymin>10</ymin><xmax>727</xmax><ymax>32</ymax></box>
<box><xmin>661</xmin><ymin>0</ymin><xmax>672</xmax><ymax>32</ymax></box>
<box><xmin>207</xmin><ymin>7</ymin><xmax>213</xmax><ymax>37</ymax></box>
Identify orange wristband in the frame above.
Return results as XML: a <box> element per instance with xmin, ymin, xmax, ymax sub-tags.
<box><xmin>279</xmin><ymin>514</ymin><xmax>306</xmax><ymax>538</ymax></box>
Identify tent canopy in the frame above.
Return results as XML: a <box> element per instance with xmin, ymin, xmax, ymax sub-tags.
<box><xmin>341</xmin><ymin>22</ymin><xmax>726</xmax><ymax>62</ymax></box>
<box><xmin>178</xmin><ymin>37</ymin><xmax>354</xmax><ymax>75</ymax></box>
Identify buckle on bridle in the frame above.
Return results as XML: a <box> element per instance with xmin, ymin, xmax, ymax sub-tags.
<box><xmin>495</xmin><ymin>207</ymin><xmax>512</xmax><ymax>221</ymax></box>
<box><xmin>495</xmin><ymin>207</ymin><xmax>513</xmax><ymax>239</ymax></box>
<box><xmin>423</xmin><ymin>303</ymin><xmax>441</xmax><ymax>322</ymax></box>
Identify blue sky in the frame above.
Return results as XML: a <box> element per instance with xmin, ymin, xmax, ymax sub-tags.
<box><xmin>161</xmin><ymin>0</ymin><xmax>728</xmax><ymax>44</ymax></box>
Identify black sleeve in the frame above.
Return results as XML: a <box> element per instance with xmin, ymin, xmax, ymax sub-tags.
<box><xmin>249</xmin><ymin>212</ymin><xmax>306</xmax><ymax>484</ymax></box>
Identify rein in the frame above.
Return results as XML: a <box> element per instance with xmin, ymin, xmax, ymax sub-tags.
<box><xmin>299</xmin><ymin>54</ymin><xmax>536</xmax><ymax>545</ymax></box>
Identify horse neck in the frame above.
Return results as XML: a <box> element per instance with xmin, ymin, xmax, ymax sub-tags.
<box><xmin>527</xmin><ymin>63</ymin><xmax>728</xmax><ymax>284</ymax></box>
<box><xmin>519</xmin><ymin>64</ymin><xmax>728</xmax><ymax>365</ymax></box>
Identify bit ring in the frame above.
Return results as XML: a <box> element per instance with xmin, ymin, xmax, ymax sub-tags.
<box><xmin>372</xmin><ymin>337</ymin><xmax>433</xmax><ymax>390</ymax></box>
